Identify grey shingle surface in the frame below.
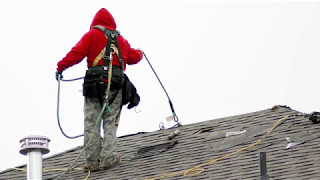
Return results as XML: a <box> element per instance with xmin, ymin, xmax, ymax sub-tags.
<box><xmin>1</xmin><ymin>105</ymin><xmax>320</xmax><ymax>180</ymax></box>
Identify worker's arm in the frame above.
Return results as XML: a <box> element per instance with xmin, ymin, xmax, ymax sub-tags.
<box><xmin>118</xmin><ymin>36</ymin><xmax>143</xmax><ymax>65</ymax></box>
<box><xmin>56</xmin><ymin>32</ymin><xmax>92</xmax><ymax>72</ymax></box>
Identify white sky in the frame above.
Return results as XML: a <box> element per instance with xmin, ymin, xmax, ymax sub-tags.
<box><xmin>1</xmin><ymin>0</ymin><xmax>320</xmax><ymax>172</ymax></box>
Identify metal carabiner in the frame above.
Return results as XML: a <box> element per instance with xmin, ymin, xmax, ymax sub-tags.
<box><xmin>110</xmin><ymin>46</ymin><xmax>116</xmax><ymax>55</ymax></box>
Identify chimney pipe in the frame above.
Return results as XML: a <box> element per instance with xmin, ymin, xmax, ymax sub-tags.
<box><xmin>19</xmin><ymin>135</ymin><xmax>50</xmax><ymax>180</ymax></box>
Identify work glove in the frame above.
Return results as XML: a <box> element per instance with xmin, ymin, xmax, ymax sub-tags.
<box><xmin>55</xmin><ymin>71</ymin><xmax>63</xmax><ymax>81</ymax></box>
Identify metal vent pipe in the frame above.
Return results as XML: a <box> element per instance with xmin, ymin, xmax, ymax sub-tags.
<box><xmin>19</xmin><ymin>135</ymin><xmax>50</xmax><ymax>180</ymax></box>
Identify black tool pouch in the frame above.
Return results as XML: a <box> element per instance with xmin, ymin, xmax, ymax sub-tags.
<box><xmin>83</xmin><ymin>66</ymin><xmax>124</xmax><ymax>98</ymax></box>
<box><xmin>110</xmin><ymin>66</ymin><xmax>124</xmax><ymax>90</ymax></box>
<box><xmin>83</xmin><ymin>66</ymin><xmax>106</xmax><ymax>98</ymax></box>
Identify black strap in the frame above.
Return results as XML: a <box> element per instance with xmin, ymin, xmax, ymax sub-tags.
<box><xmin>114</xmin><ymin>38</ymin><xmax>123</xmax><ymax>66</ymax></box>
<box><xmin>92</xmin><ymin>25</ymin><xmax>124</xmax><ymax>70</ymax></box>
<box><xmin>104</xmin><ymin>34</ymin><xmax>112</xmax><ymax>66</ymax></box>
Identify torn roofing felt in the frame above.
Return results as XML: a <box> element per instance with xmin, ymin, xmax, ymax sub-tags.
<box><xmin>2</xmin><ymin>105</ymin><xmax>320</xmax><ymax>180</ymax></box>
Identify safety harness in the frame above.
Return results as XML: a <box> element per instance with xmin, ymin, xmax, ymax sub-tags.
<box><xmin>92</xmin><ymin>25</ymin><xmax>124</xmax><ymax>69</ymax></box>
<box><xmin>83</xmin><ymin>25</ymin><xmax>124</xmax><ymax>105</ymax></box>
<box><xmin>82</xmin><ymin>25</ymin><xmax>140</xmax><ymax>109</ymax></box>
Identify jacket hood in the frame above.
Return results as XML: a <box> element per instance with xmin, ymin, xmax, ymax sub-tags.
<box><xmin>90</xmin><ymin>8</ymin><xmax>117</xmax><ymax>30</ymax></box>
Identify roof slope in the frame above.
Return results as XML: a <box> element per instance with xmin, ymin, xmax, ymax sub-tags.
<box><xmin>2</xmin><ymin>106</ymin><xmax>320</xmax><ymax>180</ymax></box>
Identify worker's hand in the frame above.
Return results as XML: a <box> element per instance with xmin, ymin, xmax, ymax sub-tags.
<box><xmin>55</xmin><ymin>71</ymin><xmax>63</xmax><ymax>81</ymax></box>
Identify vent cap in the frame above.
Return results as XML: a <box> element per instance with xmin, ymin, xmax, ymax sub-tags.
<box><xmin>20</xmin><ymin>135</ymin><xmax>50</xmax><ymax>155</ymax></box>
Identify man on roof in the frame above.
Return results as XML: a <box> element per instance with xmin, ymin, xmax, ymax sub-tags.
<box><xmin>56</xmin><ymin>8</ymin><xmax>143</xmax><ymax>171</ymax></box>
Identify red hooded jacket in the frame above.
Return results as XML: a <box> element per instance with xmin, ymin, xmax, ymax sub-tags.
<box><xmin>57</xmin><ymin>8</ymin><xmax>143</xmax><ymax>72</ymax></box>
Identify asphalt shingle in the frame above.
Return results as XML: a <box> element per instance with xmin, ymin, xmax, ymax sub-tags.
<box><xmin>1</xmin><ymin>105</ymin><xmax>320</xmax><ymax>180</ymax></box>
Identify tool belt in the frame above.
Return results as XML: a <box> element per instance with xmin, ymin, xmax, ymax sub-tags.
<box><xmin>82</xmin><ymin>66</ymin><xmax>123</xmax><ymax>98</ymax></box>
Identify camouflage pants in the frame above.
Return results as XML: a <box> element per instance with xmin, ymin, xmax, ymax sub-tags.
<box><xmin>84</xmin><ymin>88</ymin><xmax>122</xmax><ymax>169</ymax></box>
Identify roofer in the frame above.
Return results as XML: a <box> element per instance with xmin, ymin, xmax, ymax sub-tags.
<box><xmin>55</xmin><ymin>8</ymin><xmax>143</xmax><ymax>171</ymax></box>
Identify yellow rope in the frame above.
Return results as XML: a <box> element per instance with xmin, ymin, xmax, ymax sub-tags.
<box><xmin>144</xmin><ymin>115</ymin><xmax>289</xmax><ymax>180</ymax></box>
<box><xmin>11</xmin><ymin>168</ymin><xmax>26</xmax><ymax>171</ymax></box>
<box><xmin>106</xmin><ymin>56</ymin><xmax>113</xmax><ymax>95</ymax></box>
<box><xmin>83</xmin><ymin>170</ymin><xmax>91</xmax><ymax>180</ymax></box>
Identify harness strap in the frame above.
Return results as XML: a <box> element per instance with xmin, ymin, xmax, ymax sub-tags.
<box><xmin>106</xmin><ymin>51</ymin><xmax>113</xmax><ymax>99</ymax></box>
<box><xmin>91</xmin><ymin>25</ymin><xmax>124</xmax><ymax>70</ymax></box>
<box><xmin>92</xmin><ymin>47</ymin><xmax>106</xmax><ymax>67</ymax></box>
<box><xmin>104</xmin><ymin>33</ymin><xmax>112</xmax><ymax>66</ymax></box>
<box><xmin>90</xmin><ymin>25</ymin><xmax>123</xmax><ymax>107</ymax></box>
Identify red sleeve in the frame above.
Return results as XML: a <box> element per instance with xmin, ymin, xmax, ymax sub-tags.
<box><xmin>126</xmin><ymin>46</ymin><xmax>143</xmax><ymax>65</ymax></box>
<box><xmin>120</xmin><ymin>36</ymin><xmax>143</xmax><ymax>65</ymax></box>
<box><xmin>56</xmin><ymin>32</ymin><xmax>92</xmax><ymax>72</ymax></box>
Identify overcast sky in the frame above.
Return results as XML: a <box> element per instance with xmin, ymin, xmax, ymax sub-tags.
<box><xmin>1</xmin><ymin>0</ymin><xmax>320</xmax><ymax>172</ymax></box>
